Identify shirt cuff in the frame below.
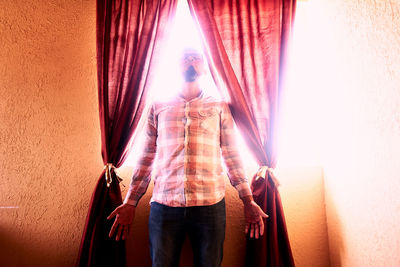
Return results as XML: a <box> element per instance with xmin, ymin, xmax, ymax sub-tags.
<box><xmin>235</xmin><ymin>182</ymin><xmax>252</xmax><ymax>199</ymax></box>
<box><xmin>123</xmin><ymin>191</ymin><xmax>139</xmax><ymax>207</ymax></box>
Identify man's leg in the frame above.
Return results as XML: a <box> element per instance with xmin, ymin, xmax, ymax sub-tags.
<box><xmin>187</xmin><ymin>199</ymin><xmax>226</xmax><ymax>267</ymax></box>
<box><xmin>148</xmin><ymin>202</ymin><xmax>186</xmax><ymax>267</ymax></box>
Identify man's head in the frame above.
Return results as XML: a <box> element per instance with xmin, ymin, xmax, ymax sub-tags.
<box><xmin>180</xmin><ymin>47</ymin><xmax>205</xmax><ymax>82</ymax></box>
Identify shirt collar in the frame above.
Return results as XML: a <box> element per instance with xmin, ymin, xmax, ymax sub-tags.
<box><xmin>177</xmin><ymin>90</ymin><xmax>205</xmax><ymax>103</ymax></box>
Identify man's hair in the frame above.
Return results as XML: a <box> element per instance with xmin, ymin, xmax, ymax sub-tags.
<box><xmin>181</xmin><ymin>46</ymin><xmax>204</xmax><ymax>59</ymax></box>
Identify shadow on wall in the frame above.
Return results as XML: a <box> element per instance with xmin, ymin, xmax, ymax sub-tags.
<box><xmin>275</xmin><ymin>166</ymin><xmax>331</xmax><ymax>267</ymax></box>
<box><xmin>0</xmin><ymin>225</ymin><xmax>60</xmax><ymax>266</ymax></box>
<box><xmin>0</xmin><ymin>227</ymin><xmax>35</xmax><ymax>266</ymax></box>
<box><xmin>323</xmin><ymin>176</ymin><xmax>344</xmax><ymax>267</ymax></box>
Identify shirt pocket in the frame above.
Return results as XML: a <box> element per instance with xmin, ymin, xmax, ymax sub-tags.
<box><xmin>195</xmin><ymin>107</ymin><xmax>219</xmax><ymax>134</ymax></box>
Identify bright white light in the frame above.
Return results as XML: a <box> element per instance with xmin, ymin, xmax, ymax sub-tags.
<box><xmin>277</xmin><ymin>2</ymin><xmax>328</xmax><ymax>168</ymax></box>
<box><xmin>125</xmin><ymin>1</ymin><xmax>221</xmax><ymax>167</ymax></box>
<box><xmin>125</xmin><ymin>1</ymin><xmax>259</xmax><ymax>169</ymax></box>
<box><xmin>148</xmin><ymin>0</ymin><xmax>219</xmax><ymax>102</ymax></box>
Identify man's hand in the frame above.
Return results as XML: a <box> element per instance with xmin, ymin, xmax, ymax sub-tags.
<box><xmin>107</xmin><ymin>203</ymin><xmax>136</xmax><ymax>241</ymax></box>
<box><xmin>243</xmin><ymin>198</ymin><xmax>268</xmax><ymax>239</ymax></box>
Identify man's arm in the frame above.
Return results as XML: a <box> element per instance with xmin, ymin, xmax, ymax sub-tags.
<box><xmin>220</xmin><ymin>103</ymin><xmax>252</xmax><ymax>199</ymax></box>
<box><xmin>108</xmin><ymin>105</ymin><xmax>158</xmax><ymax>241</ymax></box>
<box><xmin>123</xmin><ymin>105</ymin><xmax>158</xmax><ymax>206</ymax></box>
<box><xmin>220</xmin><ymin>103</ymin><xmax>268</xmax><ymax>239</ymax></box>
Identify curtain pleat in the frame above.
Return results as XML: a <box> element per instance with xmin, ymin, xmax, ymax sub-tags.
<box><xmin>187</xmin><ymin>0</ymin><xmax>296</xmax><ymax>265</ymax></box>
<box><xmin>76</xmin><ymin>1</ymin><xmax>178</xmax><ymax>266</ymax></box>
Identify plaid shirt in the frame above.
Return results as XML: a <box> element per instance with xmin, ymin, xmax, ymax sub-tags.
<box><xmin>124</xmin><ymin>92</ymin><xmax>252</xmax><ymax>207</ymax></box>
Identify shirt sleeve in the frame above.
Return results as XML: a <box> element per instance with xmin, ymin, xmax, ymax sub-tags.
<box><xmin>124</xmin><ymin>105</ymin><xmax>158</xmax><ymax>206</ymax></box>
<box><xmin>220</xmin><ymin>103</ymin><xmax>252</xmax><ymax>199</ymax></box>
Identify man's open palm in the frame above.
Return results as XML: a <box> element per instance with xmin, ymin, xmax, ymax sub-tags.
<box><xmin>244</xmin><ymin>201</ymin><xmax>268</xmax><ymax>239</ymax></box>
<box><xmin>107</xmin><ymin>204</ymin><xmax>136</xmax><ymax>241</ymax></box>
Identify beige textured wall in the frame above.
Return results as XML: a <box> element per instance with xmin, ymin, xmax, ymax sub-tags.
<box><xmin>276</xmin><ymin>167</ymin><xmax>330</xmax><ymax>267</ymax></box>
<box><xmin>0</xmin><ymin>1</ymin><xmax>100</xmax><ymax>266</ymax></box>
<box><xmin>0</xmin><ymin>0</ymin><xmax>329</xmax><ymax>266</ymax></box>
<box><xmin>308</xmin><ymin>0</ymin><xmax>400</xmax><ymax>266</ymax></box>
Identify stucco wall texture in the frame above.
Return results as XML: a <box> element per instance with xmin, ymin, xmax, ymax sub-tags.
<box><xmin>0</xmin><ymin>1</ymin><xmax>100</xmax><ymax>266</ymax></box>
<box><xmin>310</xmin><ymin>0</ymin><xmax>400</xmax><ymax>266</ymax></box>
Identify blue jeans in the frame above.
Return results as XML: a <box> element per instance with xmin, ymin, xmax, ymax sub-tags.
<box><xmin>148</xmin><ymin>199</ymin><xmax>226</xmax><ymax>267</ymax></box>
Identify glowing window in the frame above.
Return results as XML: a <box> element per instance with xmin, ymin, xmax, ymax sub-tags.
<box><xmin>277</xmin><ymin>1</ymin><xmax>325</xmax><ymax>168</ymax></box>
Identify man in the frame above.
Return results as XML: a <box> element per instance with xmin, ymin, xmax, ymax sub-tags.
<box><xmin>107</xmin><ymin>48</ymin><xmax>268</xmax><ymax>267</ymax></box>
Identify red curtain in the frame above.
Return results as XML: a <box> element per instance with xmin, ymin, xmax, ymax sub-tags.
<box><xmin>187</xmin><ymin>0</ymin><xmax>296</xmax><ymax>266</ymax></box>
<box><xmin>76</xmin><ymin>0</ymin><xmax>177</xmax><ymax>266</ymax></box>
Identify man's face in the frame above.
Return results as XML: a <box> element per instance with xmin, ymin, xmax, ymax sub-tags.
<box><xmin>180</xmin><ymin>49</ymin><xmax>205</xmax><ymax>82</ymax></box>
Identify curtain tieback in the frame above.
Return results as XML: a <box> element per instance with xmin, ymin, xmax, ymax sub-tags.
<box><xmin>104</xmin><ymin>163</ymin><xmax>123</xmax><ymax>187</ymax></box>
<box><xmin>255</xmin><ymin>166</ymin><xmax>280</xmax><ymax>187</ymax></box>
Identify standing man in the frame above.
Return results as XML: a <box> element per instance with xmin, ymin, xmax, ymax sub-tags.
<box><xmin>108</xmin><ymin>47</ymin><xmax>268</xmax><ymax>267</ymax></box>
